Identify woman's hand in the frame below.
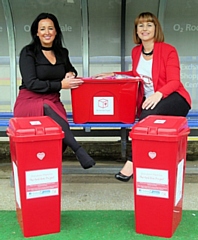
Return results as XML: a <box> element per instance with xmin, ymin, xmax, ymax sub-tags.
<box><xmin>65</xmin><ymin>71</ymin><xmax>76</xmax><ymax>78</ymax></box>
<box><xmin>93</xmin><ymin>72</ymin><xmax>115</xmax><ymax>79</ymax></box>
<box><xmin>142</xmin><ymin>91</ymin><xmax>163</xmax><ymax>110</ymax></box>
<box><xmin>61</xmin><ymin>77</ymin><xmax>83</xmax><ymax>89</ymax></box>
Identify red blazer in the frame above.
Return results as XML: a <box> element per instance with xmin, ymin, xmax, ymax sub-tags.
<box><xmin>115</xmin><ymin>42</ymin><xmax>191</xmax><ymax>115</ymax></box>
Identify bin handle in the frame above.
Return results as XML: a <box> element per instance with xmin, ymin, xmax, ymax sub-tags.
<box><xmin>6</xmin><ymin>128</ymin><xmax>11</xmax><ymax>137</ymax></box>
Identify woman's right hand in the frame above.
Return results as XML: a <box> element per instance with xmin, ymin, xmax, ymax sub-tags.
<box><xmin>61</xmin><ymin>78</ymin><xmax>84</xmax><ymax>89</ymax></box>
<box><xmin>93</xmin><ymin>72</ymin><xmax>115</xmax><ymax>79</ymax></box>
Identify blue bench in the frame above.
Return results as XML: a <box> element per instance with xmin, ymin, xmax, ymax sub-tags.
<box><xmin>0</xmin><ymin>111</ymin><xmax>198</xmax><ymax>160</ymax></box>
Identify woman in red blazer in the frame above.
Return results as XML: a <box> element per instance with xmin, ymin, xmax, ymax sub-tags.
<box><xmin>95</xmin><ymin>12</ymin><xmax>191</xmax><ymax>181</ymax></box>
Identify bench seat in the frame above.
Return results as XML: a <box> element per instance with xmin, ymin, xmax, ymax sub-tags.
<box><xmin>0</xmin><ymin>111</ymin><xmax>198</xmax><ymax>160</ymax></box>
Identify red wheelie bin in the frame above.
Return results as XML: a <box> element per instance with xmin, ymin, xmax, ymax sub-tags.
<box><xmin>130</xmin><ymin>115</ymin><xmax>190</xmax><ymax>238</ymax></box>
<box><xmin>7</xmin><ymin>116</ymin><xmax>64</xmax><ymax>237</ymax></box>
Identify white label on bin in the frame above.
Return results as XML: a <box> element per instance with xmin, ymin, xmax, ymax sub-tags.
<box><xmin>175</xmin><ymin>159</ymin><xmax>184</xmax><ymax>206</ymax></box>
<box><xmin>93</xmin><ymin>97</ymin><xmax>114</xmax><ymax>115</ymax></box>
<box><xmin>136</xmin><ymin>168</ymin><xmax>169</xmax><ymax>198</ymax></box>
<box><xmin>13</xmin><ymin>162</ymin><xmax>21</xmax><ymax>208</ymax></box>
<box><xmin>154</xmin><ymin>120</ymin><xmax>166</xmax><ymax>124</ymax></box>
<box><xmin>25</xmin><ymin>168</ymin><xmax>59</xmax><ymax>199</ymax></box>
<box><xmin>30</xmin><ymin>121</ymin><xmax>42</xmax><ymax>125</ymax></box>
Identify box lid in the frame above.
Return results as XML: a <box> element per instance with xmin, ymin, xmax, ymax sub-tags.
<box><xmin>130</xmin><ymin>115</ymin><xmax>190</xmax><ymax>141</ymax></box>
<box><xmin>80</xmin><ymin>77</ymin><xmax>141</xmax><ymax>84</ymax></box>
<box><xmin>7</xmin><ymin>116</ymin><xmax>64</xmax><ymax>142</ymax></box>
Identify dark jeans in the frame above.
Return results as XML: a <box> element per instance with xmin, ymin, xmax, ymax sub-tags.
<box><xmin>128</xmin><ymin>92</ymin><xmax>190</xmax><ymax>161</ymax></box>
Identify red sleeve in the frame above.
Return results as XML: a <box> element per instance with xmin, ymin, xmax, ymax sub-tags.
<box><xmin>155</xmin><ymin>46</ymin><xmax>181</xmax><ymax>97</ymax></box>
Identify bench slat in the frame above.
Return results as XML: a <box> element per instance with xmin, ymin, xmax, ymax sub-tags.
<box><xmin>0</xmin><ymin>111</ymin><xmax>197</xmax><ymax>128</ymax></box>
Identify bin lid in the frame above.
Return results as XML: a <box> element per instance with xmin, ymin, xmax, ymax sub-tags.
<box><xmin>130</xmin><ymin>115</ymin><xmax>190</xmax><ymax>141</ymax></box>
<box><xmin>7</xmin><ymin>116</ymin><xmax>64</xmax><ymax>142</ymax></box>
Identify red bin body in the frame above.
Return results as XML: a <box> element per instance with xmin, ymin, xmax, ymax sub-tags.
<box><xmin>7</xmin><ymin>116</ymin><xmax>64</xmax><ymax>238</ymax></box>
<box><xmin>130</xmin><ymin>115</ymin><xmax>190</xmax><ymax>238</ymax></box>
<box><xmin>71</xmin><ymin>78</ymin><xmax>140</xmax><ymax>123</ymax></box>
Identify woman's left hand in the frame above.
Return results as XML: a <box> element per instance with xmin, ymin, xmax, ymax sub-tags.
<box><xmin>142</xmin><ymin>91</ymin><xmax>163</xmax><ymax>110</ymax></box>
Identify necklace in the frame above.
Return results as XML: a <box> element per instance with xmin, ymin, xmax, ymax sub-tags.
<box><xmin>142</xmin><ymin>47</ymin><xmax>153</xmax><ymax>56</ymax></box>
<box><xmin>41</xmin><ymin>46</ymin><xmax>53</xmax><ymax>51</ymax></box>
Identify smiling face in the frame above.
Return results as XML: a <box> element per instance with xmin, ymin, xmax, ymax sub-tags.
<box><xmin>137</xmin><ymin>20</ymin><xmax>155</xmax><ymax>43</ymax></box>
<box><xmin>37</xmin><ymin>18</ymin><xmax>57</xmax><ymax>47</ymax></box>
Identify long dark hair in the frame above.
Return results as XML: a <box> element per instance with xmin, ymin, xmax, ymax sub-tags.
<box><xmin>27</xmin><ymin>12</ymin><xmax>64</xmax><ymax>55</ymax></box>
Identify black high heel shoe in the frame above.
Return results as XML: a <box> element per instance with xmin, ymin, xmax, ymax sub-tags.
<box><xmin>115</xmin><ymin>172</ymin><xmax>133</xmax><ymax>182</ymax></box>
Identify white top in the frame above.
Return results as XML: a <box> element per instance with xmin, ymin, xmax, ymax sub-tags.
<box><xmin>136</xmin><ymin>54</ymin><xmax>154</xmax><ymax>98</ymax></box>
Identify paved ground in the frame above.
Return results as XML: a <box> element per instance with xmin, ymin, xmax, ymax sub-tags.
<box><xmin>0</xmin><ymin>160</ymin><xmax>198</xmax><ymax>211</ymax></box>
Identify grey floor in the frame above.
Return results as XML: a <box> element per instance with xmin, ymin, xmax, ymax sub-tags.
<box><xmin>0</xmin><ymin>160</ymin><xmax>198</xmax><ymax>211</ymax></box>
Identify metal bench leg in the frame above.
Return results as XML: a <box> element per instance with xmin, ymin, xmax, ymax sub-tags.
<box><xmin>10</xmin><ymin>172</ymin><xmax>14</xmax><ymax>188</ymax></box>
<box><xmin>120</xmin><ymin>128</ymin><xmax>127</xmax><ymax>160</ymax></box>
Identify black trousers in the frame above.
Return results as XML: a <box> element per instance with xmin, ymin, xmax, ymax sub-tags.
<box><xmin>43</xmin><ymin>104</ymin><xmax>80</xmax><ymax>153</ymax></box>
<box><xmin>128</xmin><ymin>92</ymin><xmax>191</xmax><ymax>161</ymax></box>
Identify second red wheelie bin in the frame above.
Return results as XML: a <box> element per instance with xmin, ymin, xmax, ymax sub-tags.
<box><xmin>130</xmin><ymin>115</ymin><xmax>190</xmax><ymax>238</ymax></box>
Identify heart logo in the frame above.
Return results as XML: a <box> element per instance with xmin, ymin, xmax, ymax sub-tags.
<box><xmin>148</xmin><ymin>151</ymin><xmax>156</xmax><ymax>159</ymax></box>
<box><xmin>37</xmin><ymin>152</ymin><xmax>45</xmax><ymax>160</ymax></box>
